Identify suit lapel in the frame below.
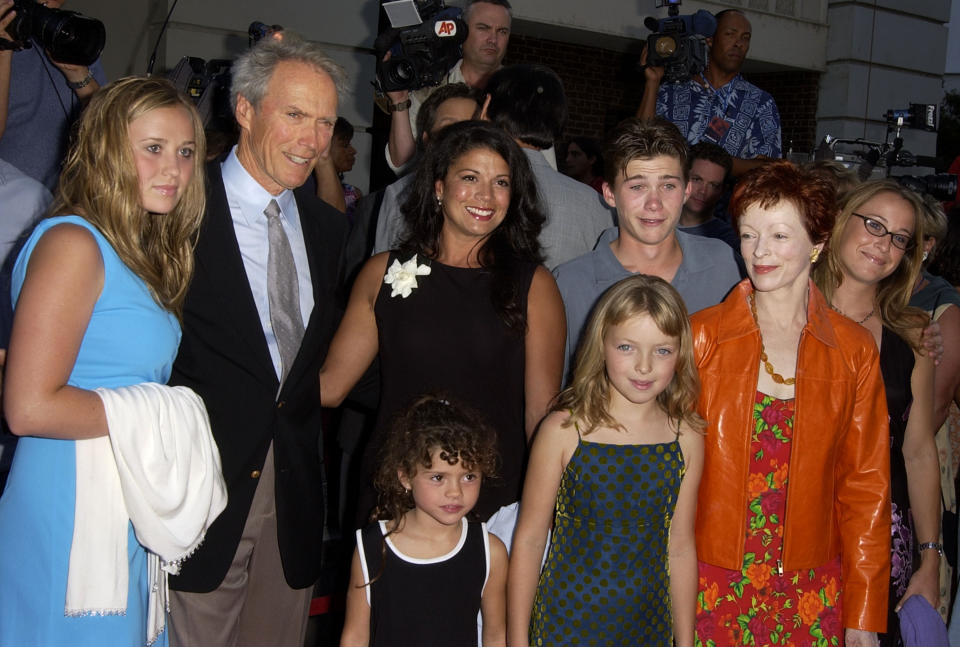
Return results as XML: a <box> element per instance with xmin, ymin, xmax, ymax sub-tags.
<box><xmin>200</xmin><ymin>163</ymin><xmax>278</xmax><ymax>387</ymax></box>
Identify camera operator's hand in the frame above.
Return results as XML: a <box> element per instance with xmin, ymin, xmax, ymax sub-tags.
<box><xmin>636</xmin><ymin>43</ymin><xmax>664</xmax><ymax>120</ymax></box>
<box><xmin>382</xmin><ymin>50</ymin><xmax>416</xmax><ymax>171</ymax></box>
<box><xmin>640</xmin><ymin>43</ymin><xmax>665</xmax><ymax>86</ymax></box>
<box><xmin>0</xmin><ymin>0</ymin><xmax>15</xmax><ymax>42</ymax></box>
<box><xmin>47</xmin><ymin>57</ymin><xmax>99</xmax><ymax>103</ymax></box>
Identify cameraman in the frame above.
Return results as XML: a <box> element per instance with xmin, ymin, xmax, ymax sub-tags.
<box><xmin>383</xmin><ymin>0</ymin><xmax>510</xmax><ymax>174</ymax></box>
<box><xmin>637</xmin><ymin>9</ymin><xmax>780</xmax><ymax>177</ymax></box>
<box><xmin>0</xmin><ymin>0</ymin><xmax>105</xmax><ymax>191</ymax></box>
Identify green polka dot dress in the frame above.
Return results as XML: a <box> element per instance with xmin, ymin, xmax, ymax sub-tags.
<box><xmin>529</xmin><ymin>437</ymin><xmax>685</xmax><ymax>646</ymax></box>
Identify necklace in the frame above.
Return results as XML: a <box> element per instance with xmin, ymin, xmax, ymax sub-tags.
<box><xmin>829</xmin><ymin>303</ymin><xmax>876</xmax><ymax>325</ymax></box>
<box><xmin>749</xmin><ymin>292</ymin><xmax>796</xmax><ymax>386</ymax></box>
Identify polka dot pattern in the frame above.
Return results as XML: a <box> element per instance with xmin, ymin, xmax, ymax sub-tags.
<box><xmin>530</xmin><ymin>438</ymin><xmax>685</xmax><ymax>646</ymax></box>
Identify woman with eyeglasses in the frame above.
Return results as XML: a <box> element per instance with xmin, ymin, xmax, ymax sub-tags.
<box><xmin>814</xmin><ymin>179</ymin><xmax>939</xmax><ymax>646</ymax></box>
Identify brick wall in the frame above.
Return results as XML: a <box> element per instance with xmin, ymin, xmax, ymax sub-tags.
<box><xmin>505</xmin><ymin>33</ymin><xmax>820</xmax><ymax>155</ymax></box>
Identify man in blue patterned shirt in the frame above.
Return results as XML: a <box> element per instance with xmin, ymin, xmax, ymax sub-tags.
<box><xmin>638</xmin><ymin>9</ymin><xmax>780</xmax><ymax>177</ymax></box>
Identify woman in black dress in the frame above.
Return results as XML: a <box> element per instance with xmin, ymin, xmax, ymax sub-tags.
<box><xmin>320</xmin><ymin>120</ymin><xmax>565</xmax><ymax>522</ymax></box>
<box><xmin>814</xmin><ymin>179</ymin><xmax>938</xmax><ymax>646</ymax></box>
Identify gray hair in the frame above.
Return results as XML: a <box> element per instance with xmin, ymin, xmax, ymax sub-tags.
<box><xmin>230</xmin><ymin>32</ymin><xmax>346</xmax><ymax>111</ymax></box>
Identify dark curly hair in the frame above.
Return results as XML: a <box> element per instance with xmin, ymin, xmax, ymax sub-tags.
<box><xmin>398</xmin><ymin>120</ymin><xmax>545</xmax><ymax>333</ymax></box>
<box><xmin>373</xmin><ymin>394</ymin><xmax>500</xmax><ymax>526</ymax></box>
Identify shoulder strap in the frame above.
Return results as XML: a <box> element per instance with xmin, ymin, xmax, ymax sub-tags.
<box><xmin>479</xmin><ymin>521</ymin><xmax>491</xmax><ymax>597</ymax></box>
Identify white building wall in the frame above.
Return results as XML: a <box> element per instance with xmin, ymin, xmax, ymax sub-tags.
<box><xmin>816</xmin><ymin>0</ymin><xmax>951</xmax><ymax>168</ymax></box>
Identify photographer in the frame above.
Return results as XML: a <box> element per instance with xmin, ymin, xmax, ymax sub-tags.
<box><xmin>0</xmin><ymin>0</ymin><xmax>106</xmax><ymax>191</ymax></box>
<box><xmin>637</xmin><ymin>9</ymin><xmax>780</xmax><ymax>177</ymax></box>
<box><xmin>383</xmin><ymin>0</ymin><xmax>510</xmax><ymax>174</ymax></box>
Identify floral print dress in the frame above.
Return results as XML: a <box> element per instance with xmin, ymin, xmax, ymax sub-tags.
<box><xmin>696</xmin><ymin>393</ymin><xmax>843</xmax><ymax>647</ymax></box>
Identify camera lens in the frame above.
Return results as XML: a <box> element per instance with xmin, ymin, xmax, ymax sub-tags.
<box><xmin>654</xmin><ymin>35</ymin><xmax>678</xmax><ymax>57</ymax></box>
<box><xmin>394</xmin><ymin>60</ymin><xmax>416</xmax><ymax>83</ymax></box>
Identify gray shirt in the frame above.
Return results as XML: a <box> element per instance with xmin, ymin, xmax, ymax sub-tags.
<box><xmin>554</xmin><ymin>227</ymin><xmax>741</xmax><ymax>379</ymax></box>
<box><xmin>372</xmin><ymin>174</ymin><xmax>415</xmax><ymax>255</ymax></box>
<box><xmin>524</xmin><ymin>149</ymin><xmax>613</xmax><ymax>270</ymax></box>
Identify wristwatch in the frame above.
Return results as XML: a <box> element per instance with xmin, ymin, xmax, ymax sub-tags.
<box><xmin>918</xmin><ymin>541</ymin><xmax>943</xmax><ymax>556</ymax></box>
<box><xmin>67</xmin><ymin>70</ymin><xmax>95</xmax><ymax>90</ymax></box>
<box><xmin>387</xmin><ymin>99</ymin><xmax>411</xmax><ymax>113</ymax></box>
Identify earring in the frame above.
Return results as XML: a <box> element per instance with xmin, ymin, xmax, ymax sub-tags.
<box><xmin>923</xmin><ymin>251</ymin><xmax>929</xmax><ymax>262</ymax></box>
<box><xmin>436</xmin><ymin>195</ymin><xmax>443</xmax><ymax>209</ymax></box>
<box><xmin>810</xmin><ymin>248</ymin><xmax>821</xmax><ymax>264</ymax></box>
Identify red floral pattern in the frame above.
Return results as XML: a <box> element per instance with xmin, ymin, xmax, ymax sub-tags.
<box><xmin>696</xmin><ymin>393</ymin><xmax>843</xmax><ymax>647</ymax></box>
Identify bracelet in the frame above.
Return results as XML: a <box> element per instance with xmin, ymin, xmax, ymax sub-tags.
<box><xmin>918</xmin><ymin>541</ymin><xmax>943</xmax><ymax>555</ymax></box>
<box><xmin>387</xmin><ymin>99</ymin><xmax>411</xmax><ymax>113</ymax></box>
<box><xmin>67</xmin><ymin>70</ymin><xmax>95</xmax><ymax>90</ymax></box>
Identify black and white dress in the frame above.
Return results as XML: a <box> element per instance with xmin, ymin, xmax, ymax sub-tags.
<box><xmin>357</xmin><ymin>518</ymin><xmax>491</xmax><ymax>647</ymax></box>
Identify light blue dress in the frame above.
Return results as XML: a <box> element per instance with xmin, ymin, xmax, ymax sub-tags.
<box><xmin>0</xmin><ymin>216</ymin><xmax>180</xmax><ymax>646</ymax></box>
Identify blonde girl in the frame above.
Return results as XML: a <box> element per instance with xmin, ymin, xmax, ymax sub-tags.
<box><xmin>508</xmin><ymin>274</ymin><xmax>704</xmax><ymax>647</ymax></box>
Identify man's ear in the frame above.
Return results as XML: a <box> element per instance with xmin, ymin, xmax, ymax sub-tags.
<box><xmin>478</xmin><ymin>94</ymin><xmax>491</xmax><ymax>121</ymax></box>
<box><xmin>601</xmin><ymin>180</ymin><xmax>617</xmax><ymax>210</ymax></box>
<box><xmin>235</xmin><ymin>94</ymin><xmax>254</xmax><ymax>131</ymax></box>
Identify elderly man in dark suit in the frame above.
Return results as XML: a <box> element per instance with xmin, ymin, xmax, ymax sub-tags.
<box><xmin>167</xmin><ymin>34</ymin><xmax>349</xmax><ymax>647</ymax></box>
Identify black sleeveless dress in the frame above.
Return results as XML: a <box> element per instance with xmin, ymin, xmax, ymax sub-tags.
<box><xmin>879</xmin><ymin>326</ymin><xmax>916</xmax><ymax>647</ymax></box>
<box><xmin>357</xmin><ymin>519</ymin><xmax>489</xmax><ymax>647</ymax></box>
<box><xmin>358</xmin><ymin>253</ymin><xmax>536</xmax><ymax>522</ymax></box>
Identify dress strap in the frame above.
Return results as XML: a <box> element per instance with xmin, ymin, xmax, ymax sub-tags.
<box><xmin>674</xmin><ymin>419</ymin><xmax>682</xmax><ymax>439</ymax></box>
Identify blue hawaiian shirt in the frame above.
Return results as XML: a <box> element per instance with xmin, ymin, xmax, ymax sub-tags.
<box><xmin>656</xmin><ymin>74</ymin><xmax>781</xmax><ymax>160</ymax></box>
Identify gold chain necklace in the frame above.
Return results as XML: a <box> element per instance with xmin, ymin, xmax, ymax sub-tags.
<box><xmin>749</xmin><ymin>292</ymin><xmax>796</xmax><ymax>386</ymax></box>
<box><xmin>829</xmin><ymin>303</ymin><xmax>876</xmax><ymax>325</ymax></box>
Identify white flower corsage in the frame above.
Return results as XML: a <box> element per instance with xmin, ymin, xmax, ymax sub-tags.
<box><xmin>383</xmin><ymin>254</ymin><xmax>431</xmax><ymax>298</ymax></box>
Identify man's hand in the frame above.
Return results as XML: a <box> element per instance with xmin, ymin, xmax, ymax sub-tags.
<box><xmin>0</xmin><ymin>0</ymin><xmax>15</xmax><ymax>43</ymax></box>
<box><xmin>636</xmin><ymin>43</ymin><xmax>664</xmax><ymax>120</ymax></box>
<box><xmin>920</xmin><ymin>320</ymin><xmax>944</xmax><ymax>366</ymax></box>
<box><xmin>381</xmin><ymin>51</ymin><xmax>410</xmax><ymax>109</ymax></box>
<box><xmin>640</xmin><ymin>43</ymin><xmax>665</xmax><ymax>86</ymax></box>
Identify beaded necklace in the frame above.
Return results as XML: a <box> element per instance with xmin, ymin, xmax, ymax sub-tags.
<box><xmin>749</xmin><ymin>292</ymin><xmax>796</xmax><ymax>386</ymax></box>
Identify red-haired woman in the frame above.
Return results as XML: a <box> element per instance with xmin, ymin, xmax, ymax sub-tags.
<box><xmin>693</xmin><ymin>161</ymin><xmax>891</xmax><ymax>647</ymax></box>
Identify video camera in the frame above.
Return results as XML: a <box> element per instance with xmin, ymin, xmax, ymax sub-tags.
<box><xmin>0</xmin><ymin>0</ymin><xmax>104</xmax><ymax>67</ymax></box>
<box><xmin>643</xmin><ymin>0</ymin><xmax>715</xmax><ymax>84</ymax></box>
<box><xmin>814</xmin><ymin>102</ymin><xmax>958</xmax><ymax>203</ymax></box>
<box><xmin>166</xmin><ymin>21</ymin><xmax>281</xmax><ymax>130</ymax></box>
<box><xmin>374</xmin><ymin>0</ymin><xmax>466</xmax><ymax>93</ymax></box>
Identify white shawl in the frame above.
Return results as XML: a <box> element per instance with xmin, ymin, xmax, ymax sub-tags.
<box><xmin>66</xmin><ymin>383</ymin><xmax>227</xmax><ymax>645</ymax></box>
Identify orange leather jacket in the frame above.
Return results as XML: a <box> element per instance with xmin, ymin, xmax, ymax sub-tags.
<box><xmin>692</xmin><ymin>280</ymin><xmax>891</xmax><ymax>632</ymax></box>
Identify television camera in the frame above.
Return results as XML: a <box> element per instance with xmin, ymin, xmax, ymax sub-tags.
<box><xmin>0</xmin><ymin>0</ymin><xmax>104</xmax><ymax>67</ymax></box>
<box><xmin>643</xmin><ymin>0</ymin><xmax>715</xmax><ymax>84</ymax></box>
<box><xmin>814</xmin><ymin>103</ymin><xmax>958</xmax><ymax>203</ymax></box>
<box><xmin>374</xmin><ymin>0</ymin><xmax>466</xmax><ymax>93</ymax></box>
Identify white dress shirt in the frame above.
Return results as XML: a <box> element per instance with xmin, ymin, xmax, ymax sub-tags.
<box><xmin>220</xmin><ymin>147</ymin><xmax>314</xmax><ymax>380</ymax></box>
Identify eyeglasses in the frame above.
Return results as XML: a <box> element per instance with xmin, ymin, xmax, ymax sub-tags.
<box><xmin>851</xmin><ymin>213</ymin><xmax>915</xmax><ymax>251</ymax></box>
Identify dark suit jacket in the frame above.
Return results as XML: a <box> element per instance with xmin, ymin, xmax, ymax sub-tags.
<box><xmin>169</xmin><ymin>160</ymin><xmax>348</xmax><ymax>592</ymax></box>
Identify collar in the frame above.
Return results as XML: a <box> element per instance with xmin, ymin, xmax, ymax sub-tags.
<box><xmin>716</xmin><ymin>279</ymin><xmax>838</xmax><ymax>348</ymax></box>
<box><xmin>699</xmin><ymin>72</ymin><xmax>745</xmax><ymax>94</ymax></box>
<box><xmin>221</xmin><ymin>146</ymin><xmax>296</xmax><ymax>227</ymax></box>
<box><xmin>593</xmin><ymin>227</ymin><xmax>711</xmax><ymax>282</ymax></box>
<box><xmin>523</xmin><ymin>147</ymin><xmax>550</xmax><ymax>167</ymax></box>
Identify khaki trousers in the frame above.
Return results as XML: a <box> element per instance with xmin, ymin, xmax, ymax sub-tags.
<box><xmin>169</xmin><ymin>444</ymin><xmax>313</xmax><ymax>647</ymax></box>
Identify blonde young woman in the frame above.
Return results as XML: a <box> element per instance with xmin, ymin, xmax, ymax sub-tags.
<box><xmin>0</xmin><ymin>77</ymin><xmax>206</xmax><ymax>645</ymax></box>
<box><xmin>814</xmin><ymin>179</ymin><xmax>939</xmax><ymax>647</ymax></box>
